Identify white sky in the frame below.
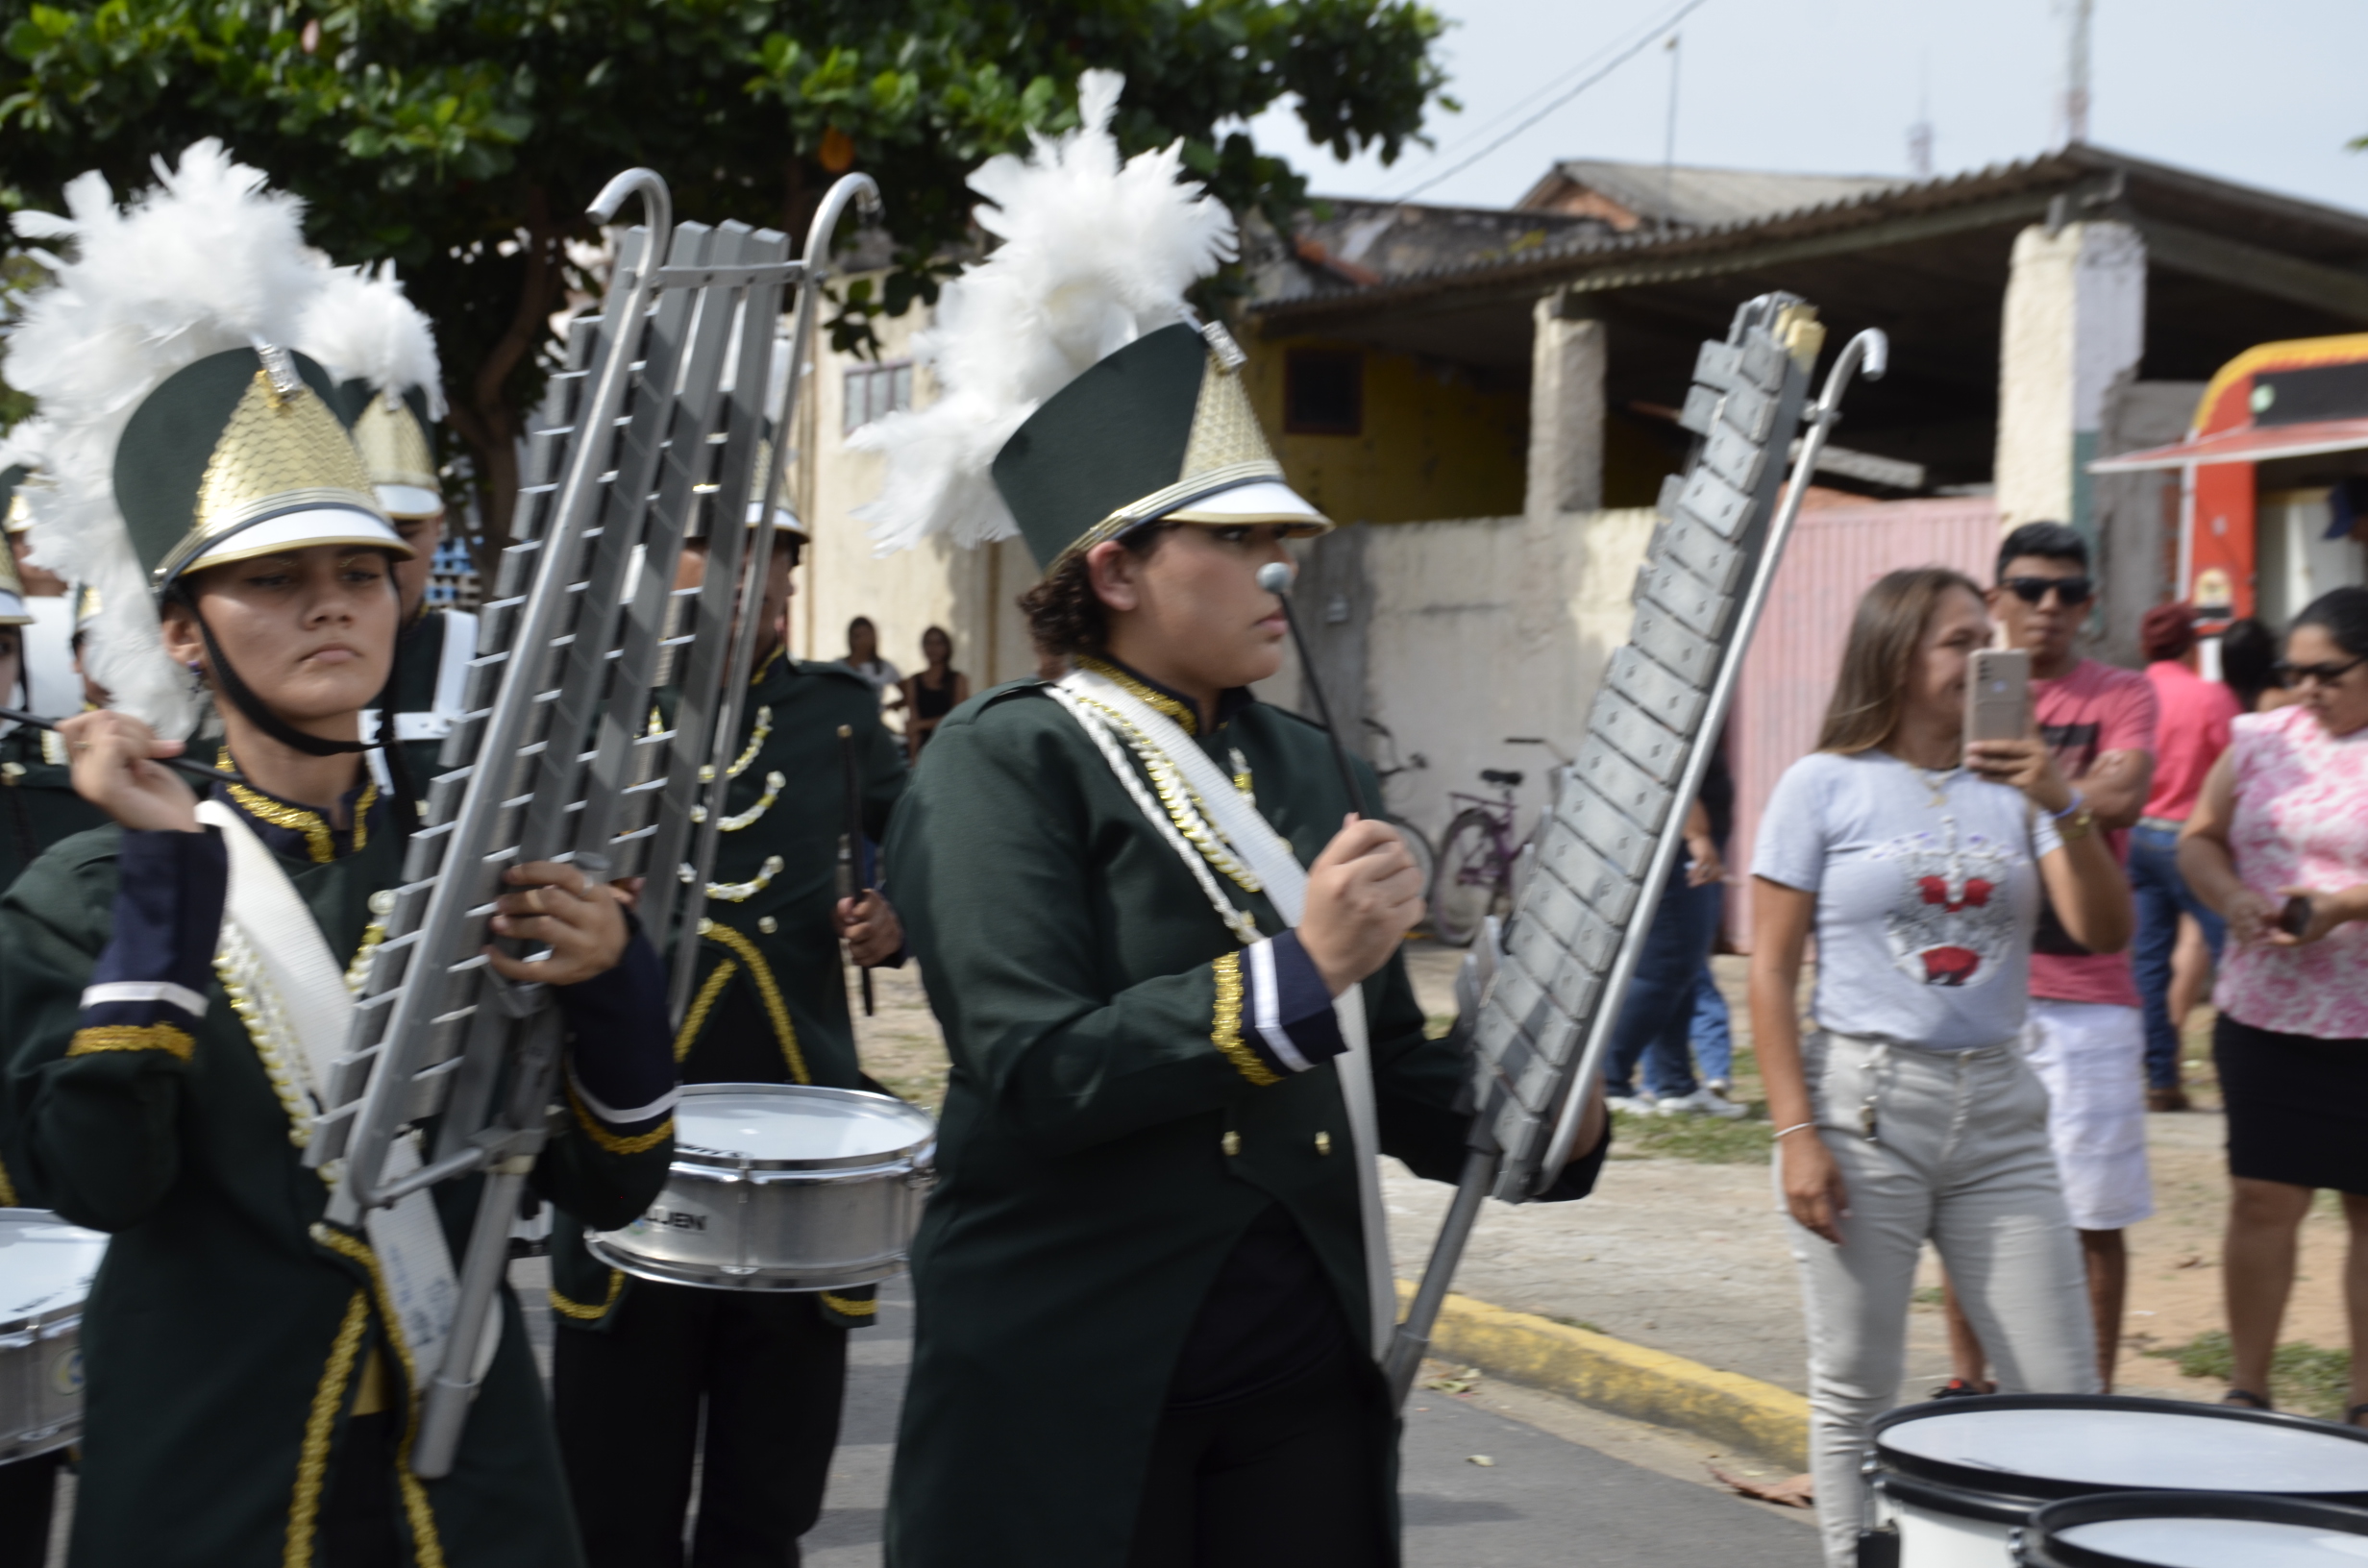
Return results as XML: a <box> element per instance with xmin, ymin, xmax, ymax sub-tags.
<box><xmin>1245</xmin><ymin>0</ymin><xmax>2368</xmax><ymax>217</ymax></box>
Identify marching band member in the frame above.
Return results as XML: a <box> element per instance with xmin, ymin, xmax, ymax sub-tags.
<box><xmin>549</xmin><ymin>481</ymin><xmax>910</xmax><ymax>1565</ymax></box>
<box><xmin>0</xmin><ymin>469</ymin><xmax>108</xmax><ymax>894</ymax></box>
<box><xmin>855</xmin><ymin>75</ymin><xmax>1608</xmax><ymax>1566</ymax></box>
<box><xmin>0</xmin><ymin>143</ymin><xmax>676</xmax><ymax>1568</ymax></box>
<box><xmin>299</xmin><ymin>264</ymin><xmax>474</xmax><ymax>809</ymax></box>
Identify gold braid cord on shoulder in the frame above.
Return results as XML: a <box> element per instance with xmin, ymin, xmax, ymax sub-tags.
<box><xmin>308</xmin><ymin>1223</ymin><xmax>449</xmax><ymax>1568</ymax></box>
<box><xmin>565</xmin><ymin>1082</ymin><xmax>674</xmax><ymax>1157</ymax></box>
<box><xmin>1209</xmin><ymin>951</ymin><xmax>1277</xmax><ymax>1087</ymax></box>
<box><xmin>820</xmin><ymin>1291</ymin><xmax>878</xmax><ymax>1319</ymax></box>
<box><xmin>285</xmin><ymin>1292</ymin><xmax>370</xmax><ymax>1568</ymax></box>
<box><xmin>697</xmin><ymin>918</ymin><xmax>809</xmax><ymax>1082</ymax></box>
<box><xmin>674</xmin><ymin>958</ymin><xmax>738</xmax><ymax>1064</ymax></box>
<box><xmin>549</xmin><ymin>1270</ymin><xmax>626</xmax><ymax>1323</ymax></box>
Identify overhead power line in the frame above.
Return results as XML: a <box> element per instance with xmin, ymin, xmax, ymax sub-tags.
<box><xmin>1385</xmin><ymin>0</ymin><xmax>1717</xmax><ymax>204</ymax></box>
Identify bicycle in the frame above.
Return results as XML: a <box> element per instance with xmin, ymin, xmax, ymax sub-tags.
<box><xmin>1361</xmin><ymin>717</ymin><xmax>1437</xmax><ymax>912</ymax></box>
<box><xmin>1428</xmin><ymin>737</ymin><xmax>1570</xmax><ymax>948</ymax></box>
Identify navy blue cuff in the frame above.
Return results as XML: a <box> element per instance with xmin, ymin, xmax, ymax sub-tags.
<box><xmin>1236</xmin><ymin>931</ymin><xmax>1347</xmax><ymax>1078</ymax></box>
<box><xmin>78</xmin><ymin>827</ymin><xmax>226</xmax><ymax>1035</ymax></box>
<box><xmin>557</xmin><ymin>924</ymin><xmax>678</xmax><ymax>1128</ymax></box>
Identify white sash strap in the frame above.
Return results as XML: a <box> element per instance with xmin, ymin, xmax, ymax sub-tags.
<box><xmin>1053</xmin><ymin>670</ymin><xmax>1395</xmax><ymax>1358</ymax></box>
<box><xmin>194</xmin><ymin>800</ymin><xmax>475</xmax><ymax>1384</ymax></box>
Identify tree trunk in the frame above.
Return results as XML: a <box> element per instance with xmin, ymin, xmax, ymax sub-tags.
<box><xmin>445</xmin><ymin>184</ymin><xmax>562</xmax><ymax>580</ymax></box>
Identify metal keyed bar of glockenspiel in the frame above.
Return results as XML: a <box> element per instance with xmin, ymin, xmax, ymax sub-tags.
<box><xmin>1532</xmin><ymin>325</ymin><xmax>1888</xmax><ymax>1188</ymax></box>
<box><xmin>316</xmin><ymin>169</ymin><xmax>673</xmax><ymax>1218</ymax></box>
<box><xmin>578</xmin><ymin>225</ymin><xmax>793</xmax><ymax>869</ymax></box>
<box><xmin>655</xmin><ymin>171</ymin><xmax>879</xmax><ymax>1022</ymax></box>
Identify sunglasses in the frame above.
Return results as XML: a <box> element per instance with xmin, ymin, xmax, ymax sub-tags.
<box><xmin>2001</xmin><ymin>576</ymin><xmax>2094</xmax><ymax>607</ymax></box>
<box><xmin>2274</xmin><ymin>655</ymin><xmax>2366</xmax><ymax>687</ymax></box>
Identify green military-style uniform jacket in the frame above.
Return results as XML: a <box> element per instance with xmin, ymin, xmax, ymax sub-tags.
<box><xmin>0</xmin><ymin>780</ymin><xmax>676</xmax><ymax>1568</ymax></box>
<box><xmin>382</xmin><ymin>605</ymin><xmax>475</xmax><ymax>810</ymax></box>
<box><xmin>548</xmin><ymin>649</ymin><xmax>907</xmax><ymax>1331</ymax></box>
<box><xmin>880</xmin><ymin>667</ymin><xmax>1609</xmax><ymax>1568</ymax></box>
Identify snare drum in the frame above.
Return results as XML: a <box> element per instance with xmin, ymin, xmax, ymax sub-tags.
<box><xmin>0</xmin><ymin>1210</ymin><xmax>107</xmax><ymax>1462</ymax></box>
<box><xmin>2017</xmin><ymin>1491</ymin><xmax>2368</xmax><ymax>1567</ymax></box>
<box><xmin>1865</xmin><ymin>1396</ymin><xmax>2368</xmax><ymax>1568</ymax></box>
<box><xmin>588</xmin><ymin>1084</ymin><xmax>935</xmax><ymax>1292</ymax></box>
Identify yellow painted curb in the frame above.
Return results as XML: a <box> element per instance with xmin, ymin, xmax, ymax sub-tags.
<box><xmin>1397</xmin><ymin>1282</ymin><xmax>1811</xmax><ymax>1470</ymax></box>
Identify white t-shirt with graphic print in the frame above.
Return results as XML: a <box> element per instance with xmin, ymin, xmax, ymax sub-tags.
<box><xmin>1753</xmin><ymin>750</ymin><xmax>2063</xmax><ymax>1050</ymax></box>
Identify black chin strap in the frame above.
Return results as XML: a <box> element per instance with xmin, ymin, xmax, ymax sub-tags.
<box><xmin>185</xmin><ymin>600</ymin><xmax>377</xmax><ymax>758</ymax></box>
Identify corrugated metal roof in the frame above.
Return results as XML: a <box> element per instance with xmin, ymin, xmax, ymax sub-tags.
<box><xmin>1519</xmin><ymin>159</ymin><xmax>1903</xmax><ymax>231</ymax></box>
<box><xmin>1251</xmin><ymin>143</ymin><xmax>2368</xmax><ymax>323</ymax></box>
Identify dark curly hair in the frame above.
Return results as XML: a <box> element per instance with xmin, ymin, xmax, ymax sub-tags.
<box><xmin>1017</xmin><ymin>524</ymin><xmax>1174</xmax><ymax>657</ymax></box>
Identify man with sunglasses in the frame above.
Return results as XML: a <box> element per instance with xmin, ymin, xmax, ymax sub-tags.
<box><xmin>1940</xmin><ymin>521</ymin><xmax>2160</xmax><ymax>1397</ymax></box>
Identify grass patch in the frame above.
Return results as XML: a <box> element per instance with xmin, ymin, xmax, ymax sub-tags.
<box><xmin>2145</xmin><ymin>1330</ymin><xmax>2353</xmax><ymax>1421</ymax></box>
<box><xmin>1607</xmin><ymin>1107</ymin><xmax>1774</xmax><ymax>1164</ymax></box>
<box><xmin>1547</xmin><ymin>1315</ymin><xmax>1607</xmax><ymax>1334</ymax></box>
<box><xmin>1912</xmin><ymin>1286</ymin><xmax>1944</xmax><ymax>1307</ymax></box>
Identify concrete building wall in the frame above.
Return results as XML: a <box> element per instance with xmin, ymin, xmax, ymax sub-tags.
<box><xmin>1994</xmin><ymin>221</ymin><xmax>2147</xmax><ymax>541</ymax></box>
<box><xmin>1242</xmin><ymin>335</ymin><xmax>1530</xmax><ymax>525</ymax></box>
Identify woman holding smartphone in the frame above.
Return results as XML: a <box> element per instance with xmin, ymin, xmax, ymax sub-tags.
<box><xmin>1748</xmin><ymin>568</ymin><xmax>2132</xmax><ymax>1567</ymax></box>
<box><xmin>2177</xmin><ymin>585</ymin><xmax>2368</xmax><ymax>1421</ymax></box>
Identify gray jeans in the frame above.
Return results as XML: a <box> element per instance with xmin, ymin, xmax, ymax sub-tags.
<box><xmin>1780</xmin><ymin>1030</ymin><xmax>2098</xmax><ymax>1567</ymax></box>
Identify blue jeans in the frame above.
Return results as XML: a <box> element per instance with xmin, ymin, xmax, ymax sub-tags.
<box><xmin>1603</xmin><ymin>873</ymin><xmax>1724</xmax><ymax>1099</ymax></box>
<box><xmin>2129</xmin><ymin>823</ymin><xmax>2225</xmax><ymax>1091</ymax></box>
<box><xmin>1690</xmin><ymin>968</ymin><xmax>1734</xmax><ymax>1085</ymax></box>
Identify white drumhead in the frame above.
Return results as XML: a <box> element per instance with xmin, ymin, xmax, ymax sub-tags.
<box><xmin>1883</xmin><ymin>1408</ymin><xmax>2368</xmax><ymax>1494</ymax></box>
<box><xmin>678</xmin><ymin>1090</ymin><xmax>929</xmax><ymax>1164</ymax></box>
<box><xmin>2057</xmin><ymin>1517</ymin><xmax>2368</xmax><ymax>1566</ymax></box>
<box><xmin>0</xmin><ymin>1213</ymin><xmax>107</xmax><ymax>1326</ymax></box>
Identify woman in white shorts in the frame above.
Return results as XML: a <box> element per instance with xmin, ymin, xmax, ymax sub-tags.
<box><xmin>1749</xmin><ymin>568</ymin><xmax>2134</xmax><ymax>1567</ymax></box>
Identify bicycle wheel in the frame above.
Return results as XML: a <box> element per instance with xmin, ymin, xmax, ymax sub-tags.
<box><xmin>1429</xmin><ymin>808</ymin><xmax>1504</xmax><ymax>948</ymax></box>
<box><xmin>1384</xmin><ymin>816</ymin><xmax>1436</xmax><ymax>932</ymax></box>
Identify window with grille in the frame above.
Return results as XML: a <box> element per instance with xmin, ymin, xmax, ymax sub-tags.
<box><xmin>844</xmin><ymin>359</ymin><xmax>915</xmax><ymax>434</ymax></box>
<box><xmin>1284</xmin><ymin>348</ymin><xmax>1363</xmax><ymax>436</ymax></box>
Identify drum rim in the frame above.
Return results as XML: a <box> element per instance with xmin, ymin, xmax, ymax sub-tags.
<box><xmin>668</xmin><ymin>1083</ymin><xmax>937</xmax><ymax>1172</ymax></box>
<box><xmin>1871</xmin><ymin>1394</ymin><xmax>2368</xmax><ymax>1505</ymax></box>
<box><xmin>0</xmin><ymin>1207</ymin><xmax>107</xmax><ymax>1338</ymax></box>
<box><xmin>585</xmin><ymin>1233</ymin><xmax>911</xmax><ymax>1293</ymax></box>
<box><xmin>2023</xmin><ymin>1489</ymin><xmax>2368</xmax><ymax>1568</ymax></box>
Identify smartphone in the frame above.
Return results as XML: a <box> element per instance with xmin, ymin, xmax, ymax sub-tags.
<box><xmin>2279</xmin><ymin>894</ymin><xmax>2315</xmax><ymax>938</ymax></box>
<box><xmin>1965</xmin><ymin>649</ymin><xmax>2032</xmax><ymax>747</ymax></box>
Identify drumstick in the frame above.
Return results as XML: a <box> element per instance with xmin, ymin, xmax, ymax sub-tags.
<box><xmin>0</xmin><ymin>706</ymin><xmax>250</xmax><ymax>788</ymax></box>
<box><xmin>837</xmin><ymin>724</ymin><xmax>875</xmax><ymax>1017</ymax></box>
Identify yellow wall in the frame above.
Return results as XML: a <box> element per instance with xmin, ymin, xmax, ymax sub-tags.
<box><xmin>1242</xmin><ymin>336</ymin><xmax>1529</xmax><ymax>524</ymax></box>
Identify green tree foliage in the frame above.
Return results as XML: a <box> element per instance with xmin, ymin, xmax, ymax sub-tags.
<box><xmin>0</xmin><ymin>0</ymin><xmax>1445</xmax><ymax>555</ymax></box>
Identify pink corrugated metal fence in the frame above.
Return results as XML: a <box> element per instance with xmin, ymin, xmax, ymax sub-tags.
<box><xmin>1725</xmin><ymin>496</ymin><xmax>2001</xmax><ymax>951</ymax></box>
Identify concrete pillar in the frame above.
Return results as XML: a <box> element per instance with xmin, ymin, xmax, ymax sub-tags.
<box><xmin>1525</xmin><ymin>289</ymin><xmax>1607</xmax><ymax>521</ymax></box>
<box><xmin>1994</xmin><ymin>220</ymin><xmax>2147</xmax><ymax>548</ymax></box>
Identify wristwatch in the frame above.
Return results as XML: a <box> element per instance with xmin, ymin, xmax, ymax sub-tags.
<box><xmin>2057</xmin><ymin>805</ymin><xmax>2098</xmax><ymax>844</ymax></box>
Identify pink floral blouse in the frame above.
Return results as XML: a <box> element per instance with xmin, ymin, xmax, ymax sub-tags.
<box><xmin>2214</xmin><ymin>703</ymin><xmax>2368</xmax><ymax>1040</ymax></box>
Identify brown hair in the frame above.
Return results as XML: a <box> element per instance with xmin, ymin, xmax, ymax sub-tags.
<box><xmin>1815</xmin><ymin>567</ymin><xmax>1986</xmax><ymax>755</ymax></box>
<box><xmin>1016</xmin><ymin>524</ymin><xmax>1175</xmax><ymax>657</ymax></box>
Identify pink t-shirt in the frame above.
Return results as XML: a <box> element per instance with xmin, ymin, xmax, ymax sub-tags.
<box><xmin>2142</xmin><ymin>660</ymin><xmax>2240</xmax><ymax>821</ymax></box>
<box><xmin>2214</xmin><ymin>703</ymin><xmax>2368</xmax><ymax>1041</ymax></box>
<box><xmin>2029</xmin><ymin>658</ymin><xmax>2158</xmax><ymax>1008</ymax></box>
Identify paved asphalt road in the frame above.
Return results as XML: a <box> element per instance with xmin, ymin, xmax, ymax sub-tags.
<box><xmin>802</xmin><ymin>1279</ymin><xmax>1824</xmax><ymax>1568</ymax></box>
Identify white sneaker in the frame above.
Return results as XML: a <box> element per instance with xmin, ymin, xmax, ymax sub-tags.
<box><xmin>1655</xmin><ymin>1087</ymin><xmax>1747</xmax><ymax>1119</ymax></box>
<box><xmin>1606</xmin><ymin>1093</ymin><xmax>1657</xmax><ymax>1115</ymax></box>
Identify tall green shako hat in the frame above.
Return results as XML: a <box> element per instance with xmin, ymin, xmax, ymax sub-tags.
<box><xmin>301</xmin><ymin>261</ymin><xmax>448</xmax><ymax>521</ymax></box>
<box><xmin>853</xmin><ymin>70</ymin><xmax>1328</xmax><ymax>572</ymax></box>
<box><xmin>4</xmin><ymin>140</ymin><xmax>408</xmax><ymax>739</ymax></box>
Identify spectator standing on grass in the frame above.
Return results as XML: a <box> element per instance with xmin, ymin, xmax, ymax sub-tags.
<box><xmin>2177</xmin><ymin>586</ymin><xmax>2368</xmax><ymax>1423</ymax></box>
<box><xmin>1752</xmin><ymin>567</ymin><xmax>2129</xmax><ymax>1568</ymax></box>
<box><xmin>1603</xmin><ymin>743</ymin><xmax>1744</xmax><ymax>1118</ymax></box>
<box><xmin>1936</xmin><ymin>523</ymin><xmax>2158</xmax><ymax>1397</ymax></box>
<box><xmin>900</xmin><ymin>624</ymin><xmax>969</xmax><ymax>761</ymax></box>
<box><xmin>2131</xmin><ymin>603</ymin><xmax>2238</xmax><ymax>1111</ymax></box>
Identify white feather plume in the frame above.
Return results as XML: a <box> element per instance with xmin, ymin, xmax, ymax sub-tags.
<box><xmin>852</xmin><ymin>70</ymin><xmax>1237</xmax><ymax>553</ymax></box>
<box><xmin>2</xmin><ymin>139</ymin><xmax>326</xmax><ymax>734</ymax></box>
<box><xmin>298</xmin><ymin>260</ymin><xmax>445</xmax><ymax>415</ymax></box>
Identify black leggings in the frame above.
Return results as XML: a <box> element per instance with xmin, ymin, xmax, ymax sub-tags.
<box><xmin>1124</xmin><ymin>1350</ymin><xmax>1390</xmax><ymax>1568</ymax></box>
